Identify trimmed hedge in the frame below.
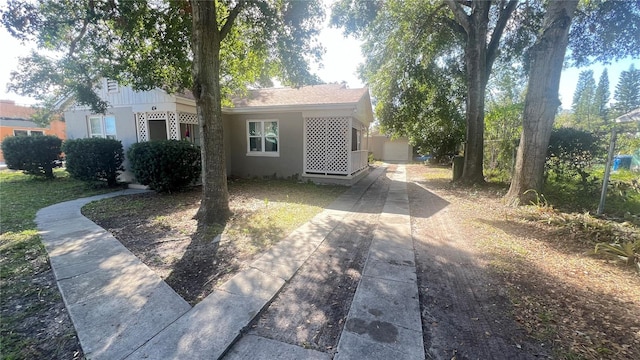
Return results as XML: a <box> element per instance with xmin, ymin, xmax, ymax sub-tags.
<box><xmin>127</xmin><ymin>140</ymin><xmax>201</xmax><ymax>193</ymax></box>
<box><xmin>1</xmin><ymin>135</ymin><xmax>62</xmax><ymax>178</ymax></box>
<box><xmin>62</xmin><ymin>138</ymin><xmax>124</xmax><ymax>187</ymax></box>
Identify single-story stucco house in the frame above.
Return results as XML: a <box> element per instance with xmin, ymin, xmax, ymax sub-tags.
<box><xmin>63</xmin><ymin>80</ymin><xmax>373</xmax><ymax>184</ymax></box>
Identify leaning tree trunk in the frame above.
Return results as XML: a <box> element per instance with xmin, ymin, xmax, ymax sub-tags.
<box><xmin>191</xmin><ymin>0</ymin><xmax>231</xmax><ymax>227</ymax></box>
<box><xmin>505</xmin><ymin>0</ymin><xmax>579</xmax><ymax>205</ymax></box>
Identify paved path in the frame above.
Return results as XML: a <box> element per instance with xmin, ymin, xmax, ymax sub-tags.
<box><xmin>334</xmin><ymin>164</ymin><xmax>424</xmax><ymax>359</ymax></box>
<box><xmin>37</xmin><ymin>165</ymin><xmax>424</xmax><ymax>359</ymax></box>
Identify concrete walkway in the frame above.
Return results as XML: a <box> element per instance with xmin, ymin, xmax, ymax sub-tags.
<box><xmin>36</xmin><ymin>165</ymin><xmax>424</xmax><ymax>359</ymax></box>
<box><xmin>334</xmin><ymin>164</ymin><xmax>424</xmax><ymax>359</ymax></box>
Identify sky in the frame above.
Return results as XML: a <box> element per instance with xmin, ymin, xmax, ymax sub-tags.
<box><xmin>0</xmin><ymin>5</ymin><xmax>637</xmax><ymax>111</ymax></box>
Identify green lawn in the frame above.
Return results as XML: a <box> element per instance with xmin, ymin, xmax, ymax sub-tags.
<box><xmin>0</xmin><ymin>169</ymin><xmax>116</xmax><ymax>359</ymax></box>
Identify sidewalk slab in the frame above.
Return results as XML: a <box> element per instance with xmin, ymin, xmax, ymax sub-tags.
<box><xmin>126</xmin><ymin>290</ymin><xmax>266</xmax><ymax>360</ymax></box>
<box><xmin>224</xmin><ymin>335</ymin><xmax>331</xmax><ymax>360</ymax></box>
<box><xmin>36</xmin><ymin>189</ymin><xmax>191</xmax><ymax>360</ymax></box>
<box><xmin>335</xmin><ymin>164</ymin><xmax>425</xmax><ymax>360</ymax></box>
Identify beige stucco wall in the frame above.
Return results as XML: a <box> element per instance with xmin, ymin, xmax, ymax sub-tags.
<box><xmin>64</xmin><ymin>106</ymin><xmax>138</xmax><ymax>181</ymax></box>
<box><xmin>225</xmin><ymin>112</ymin><xmax>304</xmax><ymax>179</ymax></box>
<box><xmin>367</xmin><ymin>135</ymin><xmax>385</xmax><ymax>160</ymax></box>
<box><xmin>367</xmin><ymin>135</ymin><xmax>413</xmax><ymax>162</ymax></box>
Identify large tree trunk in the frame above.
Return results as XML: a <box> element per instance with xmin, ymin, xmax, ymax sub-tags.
<box><xmin>191</xmin><ymin>1</ymin><xmax>231</xmax><ymax>227</ymax></box>
<box><xmin>505</xmin><ymin>0</ymin><xmax>579</xmax><ymax>205</ymax></box>
<box><xmin>460</xmin><ymin>7</ymin><xmax>489</xmax><ymax>184</ymax></box>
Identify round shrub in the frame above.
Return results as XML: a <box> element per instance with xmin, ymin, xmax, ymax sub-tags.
<box><xmin>127</xmin><ymin>140</ymin><xmax>201</xmax><ymax>193</ymax></box>
<box><xmin>1</xmin><ymin>135</ymin><xmax>62</xmax><ymax>178</ymax></box>
<box><xmin>62</xmin><ymin>138</ymin><xmax>124</xmax><ymax>187</ymax></box>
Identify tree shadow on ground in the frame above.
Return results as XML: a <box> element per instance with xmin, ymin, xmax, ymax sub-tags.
<box><xmin>247</xmin><ymin>167</ymin><xmax>392</xmax><ymax>352</ymax></box>
<box><xmin>406</xmin><ymin>164</ymin><xmax>640</xmax><ymax>359</ymax></box>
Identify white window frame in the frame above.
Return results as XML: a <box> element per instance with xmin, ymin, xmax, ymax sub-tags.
<box><xmin>88</xmin><ymin>115</ymin><xmax>117</xmax><ymax>139</ymax></box>
<box><xmin>246</xmin><ymin>119</ymin><xmax>279</xmax><ymax>157</ymax></box>
<box><xmin>13</xmin><ymin>129</ymin><xmax>43</xmax><ymax>136</ymax></box>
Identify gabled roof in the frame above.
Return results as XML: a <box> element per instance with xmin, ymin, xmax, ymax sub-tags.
<box><xmin>231</xmin><ymin>84</ymin><xmax>369</xmax><ymax>108</ymax></box>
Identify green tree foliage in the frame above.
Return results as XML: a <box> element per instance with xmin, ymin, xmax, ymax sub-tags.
<box><xmin>570</xmin><ymin>69</ymin><xmax>609</xmax><ymax>132</ymax></box>
<box><xmin>2</xmin><ymin>0</ymin><xmax>324</xmax><ymax>227</ymax></box>
<box><xmin>62</xmin><ymin>138</ymin><xmax>124</xmax><ymax>187</ymax></box>
<box><xmin>127</xmin><ymin>140</ymin><xmax>201</xmax><ymax>193</ymax></box>
<box><xmin>1</xmin><ymin>0</ymin><xmax>322</xmax><ymax>113</ymax></box>
<box><xmin>594</xmin><ymin>68</ymin><xmax>610</xmax><ymax>121</ymax></box>
<box><xmin>347</xmin><ymin>0</ymin><xmax>465</xmax><ymax>161</ymax></box>
<box><xmin>546</xmin><ymin>128</ymin><xmax>603</xmax><ymax>192</ymax></box>
<box><xmin>484</xmin><ymin>64</ymin><xmax>525</xmax><ymax>174</ymax></box>
<box><xmin>613</xmin><ymin>64</ymin><xmax>640</xmax><ymax>116</ymax></box>
<box><xmin>1</xmin><ymin>135</ymin><xmax>62</xmax><ymax>178</ymax></box>
<box><xmin>332</xmin><ymin>0</ymin><xmax>519</xmax><ymax>183</ymax></box>
<box><xmin>572</xmin><ymin>70</ymin><xmax>597</xmax><ymax>131</ymax></box>
<box><xmin>568</xmin><ymin>2</ymin><xmax>640</xmax><ymax>67</ymax></box>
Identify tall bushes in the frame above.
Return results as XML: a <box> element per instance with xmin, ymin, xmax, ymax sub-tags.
<box><xmin>127</xmin><ymin>140</ymin><xmax>201</xmax><ymax>192</ymax></box>
<box><xmin>1</xmin><ymin>135</ymin><xmax>62</xmax><ymax>178</ymax></box>
<box><xmin>62</xmin><ymin>138</ymin><xmax>124</xmax><ymax>187</ymax></box>
<box><xmin>546</xmin><ymin>128</ymin><xmax>603</xmax><ymax>191</ymax></box>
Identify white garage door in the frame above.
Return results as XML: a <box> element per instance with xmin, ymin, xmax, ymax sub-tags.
<box><xmin>383</xmin><ymin>140</ymin><xmax>410</xmax><ymax>161</ymax></box>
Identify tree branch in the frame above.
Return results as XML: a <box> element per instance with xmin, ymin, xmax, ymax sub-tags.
<box><xmin>68</xmin><ymin>18</ymin><xmax>89</xmax><ymax>58</ymax></box>
<box><xmin>220</xmin><ymin>0</ymin><xmax>246</xmax><ymax>41</ymax></box>
<box><xmin>487</xmin><ymin>0</ymin><xmax>518</xmax><ymax>60</ymax></box>
<box><xmin>444</xmin><ymin>0</ymin><xmax>470</xmax><ymax>35</ymax></box>
<box><xmin>486</xmin><ymin>0</ymin><xmax>518</xmax><ymax>70</ymax></box>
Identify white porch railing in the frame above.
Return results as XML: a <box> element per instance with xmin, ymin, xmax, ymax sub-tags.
<box><xmin>350</xmin><ymin>150</ymin><xmax>369</xmax><ymax>174</ymax></box>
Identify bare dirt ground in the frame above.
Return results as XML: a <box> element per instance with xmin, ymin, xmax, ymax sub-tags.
<box><xmin>407</xmin><ymin>164</ymin><xmax>640</xmax><ymax>360</ymax></box>
<box><xmin>82</xmin><ymin>180</ymin><xmax>345</xmax><ymax>305</ymax></box>
<box><xmin>408</xmin><ymin>165</ymin><xmax>547</xmax><ymax>359</ymax></box>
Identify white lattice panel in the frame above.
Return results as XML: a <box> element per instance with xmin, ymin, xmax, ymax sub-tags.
<box><xmin>326</xmin><ymin>118</ymin><xmax>349</xmax><ymax>174</ymax></box>
<box><xmin>304</xmin><ymin>117</ymin><xmax>350</xmax><ymax>175</ymax></box>
<box><xmin>146</xmin><ymin>111</ymin><xmax>168</xmax><ymax>120</ymax></box>
<box><xmin>168</xmin><ymin>112</ymin><xmax>179</xmax><ymax>139</ymax></box>
<box><xmin>135</xmin><ymin>113</ymin><xmax>148</xmax><ymax>142</ymax></box>
<box><xmin>178</xmin><ymin>112</ymin><xmax>198</xmax><ymax>124</ymax></box>
<box><xmin>305</xmin><ymin>117</ymin><xmax>328</xmax><ymax>173</ymax></box>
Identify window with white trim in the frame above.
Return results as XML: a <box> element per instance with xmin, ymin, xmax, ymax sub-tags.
<box><xmin>88</xmin><ymin>115</ymin><xmax>117</xmax><ymax>139</ymax></box>
<box><xmin>13</xmin><ymin>129</ymin><xmax>43</xmax><ymax>136</ymax></box>
<box><xmin>247</xmin><ymin>120</ymin><xmax>279</xmax><ymax>156</ymax></box>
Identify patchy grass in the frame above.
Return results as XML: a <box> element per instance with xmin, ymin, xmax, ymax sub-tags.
<box><xmin>82</xmin><ymin>178</ymin><xmax>347</xmax><ymax>304</ymax></box>
<box><xmin>0</xmin><ymin>169</ymin><xmax>116</xmax><ymax>359</ymax></box>
<box><xmin>417</xmin><ymin>164</ymin><xmax>640</xmax><ymax>360</ymax></box>
<box><xmin>542</xmin><ymin>170</ymin><xmax>640</xmax><ymax>220</ymax></box>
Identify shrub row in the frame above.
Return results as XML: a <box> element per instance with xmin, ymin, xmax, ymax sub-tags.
<box><xmin>63</xmin><ymin>138</ymin><xmax>124</xmax><ymax>187</ymax></box>
<box><xmin>2</xmin><ymin>136</ymin><xmax>200</xmax><ymax>192</ymax></box>
<box><xmin>127</xmin><ymin>140</ymin><xmax>201</xmax><ymax>193</ymax></box>
<box><xmin>1</xmin><ymin>135</ymin><xmax>62</xmax><ymax>178</ymax></box>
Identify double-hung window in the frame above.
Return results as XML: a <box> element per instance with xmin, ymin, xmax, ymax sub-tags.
<box><xmin>13</xmin><ymin>130</ymin><xmax>43</xmax><ymax>136</ymax></box>
<box><xmin>247</xmin><ymin>120</ymin><xmax>279</xmax><ymax>156</ymax></box>
<box><xmin>88</xmin><ymin>115</ymin><xmax>117</xmax><ymax>139</ymax></box>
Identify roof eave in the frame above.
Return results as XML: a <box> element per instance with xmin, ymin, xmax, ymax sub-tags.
<box><xmin>222</xmin><ymin>102</ymin><xmax>359</xmax><ymax>114</ymax></box>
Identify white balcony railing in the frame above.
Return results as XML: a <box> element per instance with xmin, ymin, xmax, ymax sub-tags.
<box><xmin>350</xmin><ymin>150</ymin><xmax>368</xmax><ymax>174</ymax></box>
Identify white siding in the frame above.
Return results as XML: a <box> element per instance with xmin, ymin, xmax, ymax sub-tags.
<box><xmin>66</xmin><ymin>79</ymin><xmax>181</xmax><ymax>112</ymax></box>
